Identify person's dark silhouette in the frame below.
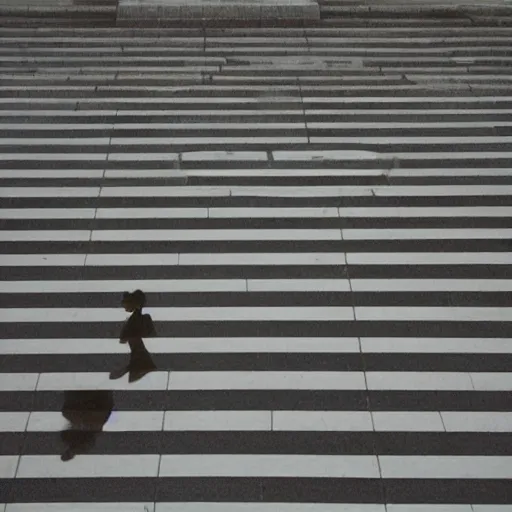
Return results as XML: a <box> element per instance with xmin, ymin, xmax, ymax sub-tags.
<box><xmin>60</xmin><ymin>390</ymin><xmax>113</xmax><ymax>461</ymax></box>
<box><xmin>110</xmin><ymin>289</ymin><xmax>157</xmax><ymax>383</ymax></box>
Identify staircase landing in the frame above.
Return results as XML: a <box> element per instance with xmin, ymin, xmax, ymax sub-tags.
<box><xmin>116</xmin><ymin>0</ymin><xmax>321</xmax><ymax>25</ymax></box>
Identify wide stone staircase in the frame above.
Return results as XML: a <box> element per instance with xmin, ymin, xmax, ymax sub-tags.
<box><xmin>1</xmin><ymin>1</ymin><xmax>512</xmax><ymax>510</ymax></box>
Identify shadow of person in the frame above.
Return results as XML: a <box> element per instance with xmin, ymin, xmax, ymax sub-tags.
<box><xmin>110</xmin><ymin>289</ymin><xmax>157</xmax><ymax>384</ymax></box>
<box><xmin>60</xmin><ymin>389</ymin><xmax>114</xmax><ymax>462</ymax></box>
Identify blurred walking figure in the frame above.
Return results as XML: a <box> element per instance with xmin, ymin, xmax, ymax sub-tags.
<box><xmin>110</xmin><ymin>289</ymin><xmax>157</xmax><ymax>383</ymax></box>
<box><xmin>60</xmin><ymin>390</ymin><xmax>113</xmax><ymax>461</ymax></box>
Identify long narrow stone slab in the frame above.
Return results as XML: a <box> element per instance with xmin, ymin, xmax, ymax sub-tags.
<box><xmin>117</xmin><ymin>0</ymin><xmax>320</xmax><ymax>22</ymax></box>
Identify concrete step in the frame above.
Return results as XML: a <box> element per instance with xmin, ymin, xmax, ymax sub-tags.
<box><xmin>0</xmin><ymin>0</ymin><xmax>117</xmax><ymax>27</ymax></box>
<box><xmin>2</xmin><ymin>26</ymin><xmax>512</xmax><ymax>35</ymax></box>
<box><xmin>3</xmin><ymin>0</ymin><xmax>511</xmax><ymax>27</ymax></box>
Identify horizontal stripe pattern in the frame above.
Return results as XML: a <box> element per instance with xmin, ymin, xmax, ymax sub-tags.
<box><xmin>1</xmin><ymin>5</ymin><xmax>512</xmax><ymax>510</ymax></box>
<box><xmin>1</xmin><ymin>370</ymin><xmax>512</xmax><ymax>391</ymax></box>
<box><xmin>0</xmin><ymin>337</ymin><xmax>510</xmax><ymax>354</ymax></box>
<box><xmin>3</xmin><ymin>410</ymin><xmax>512</xmax><ymax>433</ymax></box>
<box><xmin>2</xmin><ymin>228</ymin><xmax>512</xmax><ymax>241</ymax></box>
<box><xmin>1</xmin><ymin>307</ymin><xmax>512</xmax><ymax>322</ymax></box>
<box><xmin>0</xmin><ymin>251</ymin><xmax>510</xmax><ymax>267</ymax></box>
<box><xmin>2</xmin><ymin>186</ymin><xmax>512</xmax><ymax>198</ymax></box>
<box><xmin>2</xmin><ymin>454</ymin><xmax>512</xmax><ymax>478</ymax></box>
<box><xmin>3</xmin><ymin>206</ymin><xmax>512</xmax><ymax>218</ymax></box>
<box><xmin>1</xmin><ymin>278</ymin><xmax>512</xmax><ymax>293</ymax></box>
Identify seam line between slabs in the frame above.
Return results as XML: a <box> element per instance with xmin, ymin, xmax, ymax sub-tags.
<box><xmin>439</xmin><ymin>411</ymin><xmax>448</xmax><ymax>432</ymax></box>
<box><xmin>468</xmin><ymin>372</ymin><xmax>477</xmax><ymax>391</ymax></box>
